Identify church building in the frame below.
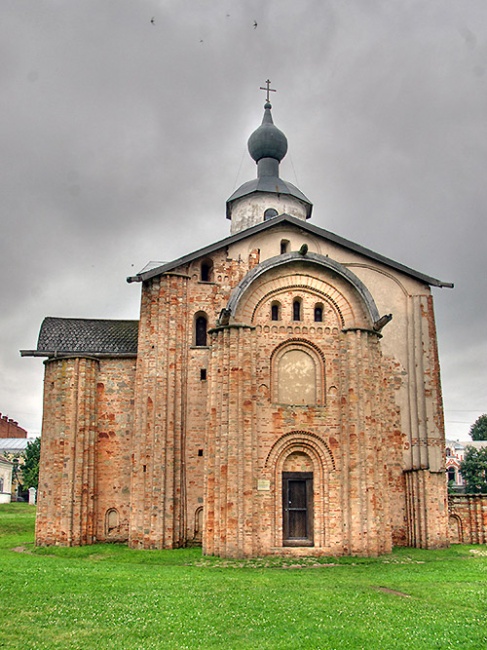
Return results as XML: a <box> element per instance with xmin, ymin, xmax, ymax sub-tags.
<box><xmin>22</xmin><ymin>91</ymin><xmax>453</xmax><ymax>557</ymax></box>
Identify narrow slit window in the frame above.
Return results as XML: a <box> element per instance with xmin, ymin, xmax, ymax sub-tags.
<box><xmin>271</xmin><ymin>303</ymin><xmax>280</xmax><ymax>321</ymax></box>
<box><xmin>293</xmin><ymin>299</ymin><xmax>301</xmax><ymax>321</ymax></box>
<box><xmin>314</xmin><ymin>304</ymin><xmax>323</xmax><ymax>322</ymax></box>
<box><xmin>280</xmin><ymin>239</ymin><xmax>290</xmax><ymax>254</ymax></box>
<box><xmin>195</xmin><ymin>316</ymin><xmax>208</xmax><ymax>346</ymax></box>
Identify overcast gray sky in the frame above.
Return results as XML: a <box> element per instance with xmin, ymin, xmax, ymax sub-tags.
<box><xmin>1</xmin><ymin>0</ymin><xmax>485</xmax><ymax>440</ymax></box>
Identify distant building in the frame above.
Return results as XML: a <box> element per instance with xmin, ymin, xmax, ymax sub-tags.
<box><xmin>0</xmin><ymin>434</ymin><xmax>32</xmax><ymax>501</ymax></box>
<box><xmin>445</xmin><ymin>439</ymin><xmax>466</xmax><ymax>490</ymax></box>
<box><xmin>0</xmin><ymin>413</ymin><xmax>27</xmax><ymax>439</ymax></box>
<box><xmin>446</xmin><ymin>439</ymin><xmax>487</xmax><ymax>491</ymax></box>
<box><xmin>447</xmin><ymin>439</ymin><xmax>487</xmax><ymax>544</ymax></box>
<box><xmin>0</xmin><ymin>455</ymin><xmax>14</xmax><ymax>504</ymax></box>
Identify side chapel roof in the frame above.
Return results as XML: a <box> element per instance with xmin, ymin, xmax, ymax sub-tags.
<box><xmin>20</xmin><ymin>318</ymin><xmax>138</xmax><ymax>359</ymax></box>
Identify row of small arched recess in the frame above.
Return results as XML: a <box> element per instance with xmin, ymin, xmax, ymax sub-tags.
<box><xmin>105</xmin><ymin>506</ymin><xmax>206</xmax><ymax>545</ymax></box>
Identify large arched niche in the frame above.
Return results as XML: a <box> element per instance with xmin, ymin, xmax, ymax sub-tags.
<box><xmin>227</xmin><ymin>253</ymin><xmax>380</xmax><ymax>330</ymax></box>
<box><xmin>448</xmin><ymin>514</ymin><xmax>463</xmax><ymax>544</ymax></box>
<box><xmin>265</xmin><ymin>431</ymin><xmax>336</xmax><ymax>549</ymax></box>
<box><xmin>271</xmin><ymin>340</ymin><xmax>325</xmax><ymax>406</ymax></box>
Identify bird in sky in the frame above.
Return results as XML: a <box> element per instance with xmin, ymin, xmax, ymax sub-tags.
<box><xmin>253</xmin><ymin>20</ymin><xmax>258</xmax><ymax>29</ymax></box>
<box><xmin>150</xmin><ymin>17</ymin><xmax>155</xmax><ymax>25</ymax></box>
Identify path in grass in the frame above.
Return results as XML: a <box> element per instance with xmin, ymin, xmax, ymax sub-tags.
<box><xmin>1</xmin><ymin>504</ymin><xmax>486</xmax><ymax>649</ymax></box>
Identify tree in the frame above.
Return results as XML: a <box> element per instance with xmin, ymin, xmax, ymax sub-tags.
<box><xmin>469</xmin><ymin>414</ymin><xmax>487</xmax><ymax>441</ymax></box>
<box><xmin>22</xmin><ymin>437</ymin><xmax>41</xmax><ymax>490</ymax></box>
<box><xmin>459</xmin><ymin>446</ymin><xmax>487</xmax><ymax>493</ymax></box>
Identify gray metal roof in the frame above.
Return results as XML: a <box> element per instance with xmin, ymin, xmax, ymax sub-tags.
<box><xmin>247</xmin><ymin>101</ymin><xmax>288</xmax><ymax>163</ymax></box>
<box><xmin>21</xmin><ymin>317</ymin><xmax>138</xmax><ymax>359</ymax></box>
<box><xmin>128</xmin><ymin>213</ymin><xmax>453</xmax><ymax>288</ymax></box>
<box><xmin>0</xmin><ymin>438</ymin><xmax>30</xmax><ymax>453</ymax></box>
<box><xmin>226</xmin><ymin>102</ymin><xmax>313</xmax><ymax>220</ymax></box>
<box><xmin>226</xmin><ymin>180</ymin><xmax>312</xmax><ymax>220</ymax></box>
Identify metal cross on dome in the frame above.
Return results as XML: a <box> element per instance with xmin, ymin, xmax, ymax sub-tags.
<box><xmin>259</xmin><ymin>79</ymin><xmax>276</xmax><ymax>102</ymax></box>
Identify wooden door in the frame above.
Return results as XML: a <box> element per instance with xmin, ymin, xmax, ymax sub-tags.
<box><xmin>282</xmin><ymin>472</ymin><xmax>313</xmax><ymax>546</ymax></box>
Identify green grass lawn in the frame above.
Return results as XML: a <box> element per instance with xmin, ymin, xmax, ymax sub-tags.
<box><xmin>0</xmin><ymin>504</ymin><xmax>486</xmax><ymax>649</ymax></box>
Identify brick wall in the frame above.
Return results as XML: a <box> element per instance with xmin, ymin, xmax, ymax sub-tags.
<box><xmin>36</xmin><ymin>356</ymin><xmax>136</xmax><ymax>546</ymax></box>
<box><xmin>36</xmin><ymin>223</ymin><xmax>452</xmax><ymax>556</ymax></box>
<box><xmin>449</xmin><ymin>495</ymin><xmax>487</xmax><ymax>544</ymax></box>
<box><xmin>0</xmin><ymin>413</ymin><xmax>27</xmax><ymax>438</ymax></box>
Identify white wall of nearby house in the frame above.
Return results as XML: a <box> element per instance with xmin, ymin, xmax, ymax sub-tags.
<box><xmin>0</xmin><ymin>456</ymin><xmax>13</xmax><ymax>503</ymax></box>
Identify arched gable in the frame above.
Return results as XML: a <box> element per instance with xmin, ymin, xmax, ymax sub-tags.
<box><xmin>227</xmin><ymin>252</ymin><xmax>380</xmax><ymax>329</ymax></box>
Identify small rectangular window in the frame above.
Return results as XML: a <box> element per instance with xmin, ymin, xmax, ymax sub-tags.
<box><xmin>200</xmin><ymin>261</ymin><xmax>212</xmax><ymax>282</ymax></box>
<box><xmin>198</xmin><ymin>449</ymin><xmax>204</xmax><ymax>457</ymax></box>
<box><xmin>200</xmin><ymin>369</ymin><xmax>207</xmax><ymax>381</ymax></box>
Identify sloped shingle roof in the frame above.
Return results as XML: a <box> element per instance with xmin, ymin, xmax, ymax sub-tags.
<box><xmin>21</xmin><ymin>317</ymin><xmax>138</xmax><ymax>358</ymax></box>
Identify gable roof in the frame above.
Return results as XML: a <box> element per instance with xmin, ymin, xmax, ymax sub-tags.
<box><xmin>20</xmin><ymin>317</ymin><xmax>138</xmax><ymax>359</ymax></box>
<box><xmin>127</xmin><ymin>214</ymin><xmax>453</xmax><ymax>288</ymax></box>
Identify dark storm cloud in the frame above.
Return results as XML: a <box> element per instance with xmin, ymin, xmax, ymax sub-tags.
<box><xmin>1</xmin><ymin>0</ymin><xmax>486</xmax><ymax>437</ymax></box>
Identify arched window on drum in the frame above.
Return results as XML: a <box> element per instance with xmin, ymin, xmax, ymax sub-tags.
<box><xmin>293</xmin><ymin>299</ymin><xmax>302</xmax><ymax>321</ymax></box>
<box><xmin>271</xmin><ymin>301</ymin><xmax>281</xmax><ymax>321</ymax></box>
<box><xmin>314</xmin><ymin>303</ymin><xmax>324</xmax><ymax>322</ymax></box>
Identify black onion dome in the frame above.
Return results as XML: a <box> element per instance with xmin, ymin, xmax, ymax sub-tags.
<box><xmin>247</xmin><ymin>102</ymin><xmax>288</xmax><ymax>162</ymax></box>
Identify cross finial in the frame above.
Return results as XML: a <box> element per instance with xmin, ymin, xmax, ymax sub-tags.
<box><xmin>259</xmin><ymin>79</ymin><xmax>276</xmax><ymax>103</ymax></box>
